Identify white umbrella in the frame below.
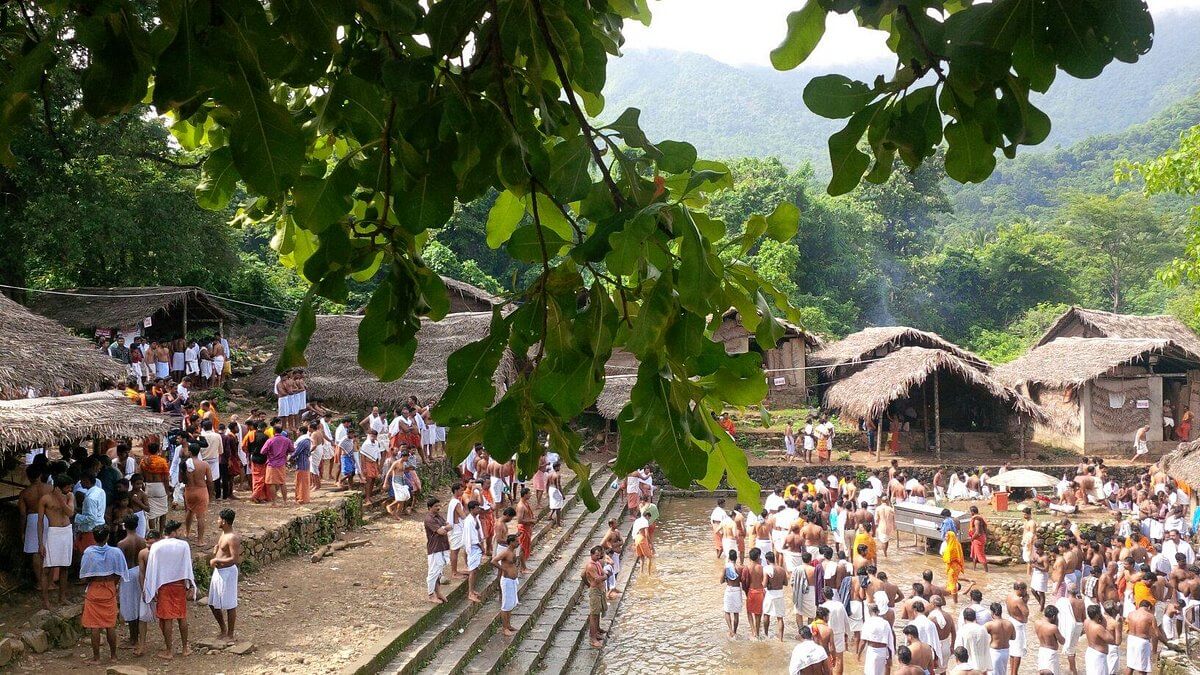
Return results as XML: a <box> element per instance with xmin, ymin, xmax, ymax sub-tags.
<box><xmin>985</xmin><ymin>469</ymin><xmax>1059</xmax><ymax>489</ymax></box>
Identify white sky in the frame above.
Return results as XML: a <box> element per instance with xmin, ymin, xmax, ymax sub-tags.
<box><xmin>623</xmin><ymin>0</ymin><xmax>1200</xmax><ymax>68</ymax></box>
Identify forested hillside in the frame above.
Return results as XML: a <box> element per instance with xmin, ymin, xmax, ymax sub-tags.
<box><xmin>604</xmin><ymin>9</ymin><xmax>1200</xmax><ymax>169</ymax></box>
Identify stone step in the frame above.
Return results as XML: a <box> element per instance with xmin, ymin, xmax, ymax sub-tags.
<box><xmin>538</xmin><ymin>495</ymin><xmax>663</xmax><ymax>675</ymax></box>
<box><xmin>462</xmin><ymin>483</ymin><xmax>627</xmax><ymax>675</ymax></box>
<box><xmin>421</xmin><ymin>475</ymin><xmax>623</xmax><ymax>675</ymax></box>
<box><xmin>366</xmin><ymin>470</ymin><xmax>604</xmax><ymax>675</ymax></box>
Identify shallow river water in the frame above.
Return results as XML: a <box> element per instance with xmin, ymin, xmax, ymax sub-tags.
<box><xmin>599</xmin><ymin>497</ymin><xmax>1042</xmax><ymax>674</ymax></box>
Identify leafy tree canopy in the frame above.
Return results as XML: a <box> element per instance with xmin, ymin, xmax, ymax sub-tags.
<box><xmin>0</xmin><ymin>0</ymin><xmax>1157</xmax><ymax>507</ymax></box>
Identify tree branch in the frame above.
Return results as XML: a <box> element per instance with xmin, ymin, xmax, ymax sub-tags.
<box><xmin>129</xmin><ymin>152</ymin><xmax>203</xmax><ymax>170</ymax></box>
<box><xmin>528</xmin><ymin>0</ymin><xmax>626</xmax><ymax>210</ymax></box>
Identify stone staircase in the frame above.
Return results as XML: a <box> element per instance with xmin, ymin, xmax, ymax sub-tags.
<box><xmin>358</xmin><ymin>467</ymin><xmax>620</xmax><ymax>675</ymax></box>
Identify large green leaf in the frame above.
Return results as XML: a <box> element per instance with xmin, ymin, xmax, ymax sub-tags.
<box><xmin>615</xmin><ymin>363</ymin><xmax>707</xmax><ymax>487</ymax></box>
<box><xmin>944</xmin><ymin>119</ymin><xmax>997</xmax><ymax>183</ymax></box>
<box><xmin>433</xmin><ymin>309</ymin><xmax>511</xmax><ymax>426</ymax></box>
<box><xmin>826</xmin><ymin>102</ymin><xmax>878</xmax><ymax>196</ymax></box>
<box><xmin>293</xmin><ymin>162</ymin><xmax>356</xmax><ymax>232</ymax></box>
<box><xmin>770</xmin><ymin>0</ymin><xmax>827</xmax><ymax>71</ymax></box>
<box><xmin>486</xmin><ymin>190</ymin><xmax>525</xmax><ymax>249</ymax></box>
<box><xmin>153</xmin><ymin>0</ymin><xmax>215</xmax><ymax>111</ymax></box>
<box><xmin>196</xmin><ymin>147</ymin><xmax>240</xmax><ymax>210</ymax></box>
<box><xmin>277</xmin><ymin>292</ymin><xmax>316</xmax><ymax>370</ymax></box>
<box><xmin>358</xmin><ymin>275</ymin><xmax>420</xmax><ymax>381</ymax></box>
<box><xmin>803</xmin><ymin>75</ymin><xmax>875</xmax><ymax>119</ymax></box>
<box><xmin>224</xmin><ymin>75</ymin><xmax>306</xmax><ymax>196</ymax></box>
<box><xmin>765</xmin><ymin>201</ymin><xmax>800</xmax><ymax>242</ymax></box>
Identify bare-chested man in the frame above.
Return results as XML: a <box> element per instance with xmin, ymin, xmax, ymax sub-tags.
<box><xmin>1006</xmin><ymin>583</ymin><xmax>1029</xmax><ymax>675</ymax></box>
<box><xmin>985</xmin><ymin>601</ymin><xmax>1015</xmax><ymax>675</ymax></box>
<box><xmin>515</xmin><ymin>488</ymin><xmax>535</xmax><ymax>575</ymax></box>
<box><xmin>182</xmin><ymin>447</ymin><xmax>213</xmax><ymax>542</ymax></box>
<box><xmin>800</xmin><ymin>518</ymin><xmax>825</xmax><ymax>555</ymax></box>
<box><xmin>117</xmin><ymin>516</ymin><xmax>149</xmax><ymax>653</ymax></box>
<box><xmin>764</xmin><ymin>550</ymin><xmax>789</xmax><ymax>641</ymax></box>
<box><xmin>601</xmin><ymin>519</ymin><xmax>624</xmax><ymax>601</ymax></box>
<box><xmin>745</xmin><ymin>548</ymin><xmax>766</xmax><ymax>637</ymax></box>
<box><xmin>19</xmin><ymin>465</ymin><xmax>51</xmax><ymax>595</ymax></box>
<box><xmin>208</xmin><ymin>509</ymin><xmax>241</xmax><ymax>642</ymax></box>
<box><xmin>494</xmin><ymin>534</ymin><xmax>521</xmax><ymax>636</ymax></box>
<box><xmin>1035</xmin><ymin>605</ymin><xmax>1065</xmax><ymax>675</ymax></box>
<box><xmin>1125</xmin><ymin>600</ymin><xmax>1161</xmax><ymax>675</ymax></box>
<box><xmin>876</xmin><ymin>498</ymin><xmax>896</xmax><ymax>558</ymax></box>
<box><xmin>1082</xmin><ymin>604</ymin><xmax>1117</xmax><ymax>675</ymax></box>
<box><xmin>38</xmin><ymin>474</ymin><xmax>75</xmax><ymax>608</ymax></box>
<box><xmin>903</xmin><ymin>623</ymin><xmax>936</xmax><ymax>673</ymax></box>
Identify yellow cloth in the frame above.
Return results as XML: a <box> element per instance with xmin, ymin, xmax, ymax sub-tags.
<box><xmin>943</xmin><ymin>530</ymin><xmax>965</xmax><ymax>593</ymax></box>
<box><xmin>1133</xmin><ymin>580</ymin><xmax>1155</xmax><ymax>606</ymax></box>
<box><xmin>853</xmin><ymin>531</ymin><xmax>877</xmax><ymax>562</ymax></box>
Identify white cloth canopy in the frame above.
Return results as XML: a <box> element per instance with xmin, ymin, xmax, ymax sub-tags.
<box><xmin>985</xmin><ymin>469</ymin><xmax>1058</xmax><ymax>489</ymax></box>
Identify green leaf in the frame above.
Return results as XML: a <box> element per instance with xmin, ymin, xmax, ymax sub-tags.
<box><xmin>415</xmin><ymin>267</ymin><xmax>449</xmax><ymax>321</ymax></box>
<box><xmin>547</xmin><ymin>136</ymin><xmax>594</xmax><ymax>202</ymax></box>
<box><xmin>423</xmin><ymin>0</ymin><xmax>487</xmax><ymax>57</ymax></box>
<box><xmin>615</xmin><ymin>363</ymin><xmax>707</xmax><ymax>487</ymax></box>
<box><xmin>548</xmin><ymin>424</ymin><xmax>598</xmax><ymax>511</ymax></box>
<box><xmin>625</xmin><ymin>276</ymin><xmax>675</xmax><ymax>357</ymax></box>
<box><xmin>271</xmin><ymin>0</ymin><xmax>353</xmax><ymax>53</ymax></box>
<box><xmin>826</xmin><ymin>102</ymin><xmax>877</xmax><ymax>196</ymax></box>
<box><xmin>358</xmin><ymin>275</ymin><xmax>420</xmax><ymax>381</ymax></box>
<box><xmin>486</xmin><ymin>190</ymin><xmax>525</xmax><ymax>249</ymax></box>
<box><xmin>699</xmin><ymin>351</ymin><xmax>767</xmax><ymax>407</ymax></box>
<box><xmin>765</xmin><ymin>201</ymin><xmax>800</xmax><ymax>242</ymax></box>
<box><xmin>698</xmin><ymin>413</ymin><xmax>761</xmax><ymax>509</ymax></box>
<box><xmin>277</xmin><ymin>292</ymin><xmax>316</xmax><ymax>371</ymax></box>
<box><xmin>153</xmin><ymin>0</ymin><xmax>215</xmax><ymax>111</ymax></box>
<box><xmin>224</xmin><ymin>75</ymin><xmax>306</xmax><ymax>196</ymax></box>
<box><xmin>803</xmin><ymin>74</ymin><xmax>875</xmax><ymax>119</ymax></box>
<box><xmin>741</xmin><ymin>214</ymin><xmax>768</xmax><ymax>254</ymax></box>
<box><xmin>507</xmin><ymin>223</ymin><xmax>569</xmax><ymax>263</ymax></box>
<box><xmin>678</xmin><ymin>214</ymin><xmax>724</xmax><ymax>314</ymax></box>
<box><xmin>944</xmin><ymin>119</ymin><xmax>997</xmax><ymax>183</ymax></box>
<box><xmin>605</xmin><ymin>108</ymin><xmax>658</xmax><ymax>155</ymax></box>
<box><xmin>293</xmin><ymin>162</ymin><xmax>356</xmax><ymax>232</ymax></box>
<box><xmin>196</xmin><ymin>147</ymin><xmax>239</xmax><ymax>210</ymax></box>
<box><xmin>770</xmin><ymin>0</ymin><xmax>827</xmax><ymax>71</ymax></box>
<box><xmin>433</xmin><ymin>309</ymin><xmax>511</xmax><ymax>426</ymax></box>
<box><xmin>657</xmin><ymin>140</ymin><xmax>698</xmax><ymax>174</ymax></box>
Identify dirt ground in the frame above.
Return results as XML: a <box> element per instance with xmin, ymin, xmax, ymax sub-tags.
<box><xmin>3</xmin><ymin>449</ymin><xmax>591</xmax><ymax>675</ymax></box>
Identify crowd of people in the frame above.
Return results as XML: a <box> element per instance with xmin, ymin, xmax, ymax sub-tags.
<box><xmin>696</xmin><ymin>459</ymin><xmax>1199</xmax><ymax>675</ymax></box>
<box><xmin>101</xmin><ymin>335</ymin><xmax>233</xmax><ymax>391</ymax></box>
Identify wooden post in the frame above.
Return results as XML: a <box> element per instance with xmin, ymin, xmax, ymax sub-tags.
<box><xmin>182</xmin><ymin>295</ymin><xmax>189</xmax><ymax>339</ymax></box>
<box><xmin>875</xmin><ymin>413</ymin><xmax>883</xmax><ymax>461</ymax></box>
<box><xmin>1019</xmin><ymin>418</ymin><xmax>1026</xmax><ymax>461</ymax></box>
<box><xmin>923</xmin><ymin>383</ymin><xmax>930</xmax><ymax>453</ymax></box>
<box><xmin>934</xmin><ymin>369</ymin><xmax>942</xmax><ymax>460</ymax></box>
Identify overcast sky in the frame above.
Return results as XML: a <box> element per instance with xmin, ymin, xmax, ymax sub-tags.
<box><xmin>623</xmin><ymin>0</ymin><xmax>1200</xmax><ymax>68</ymax></box>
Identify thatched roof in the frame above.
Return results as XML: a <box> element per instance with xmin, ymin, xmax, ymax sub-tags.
<box><xmin>1161</xmin><ymin>440</ymin><xmax>1200</xmax><ymax>489</ymax></box>
<box><xmin>245</xmin><ymin>312</ymin><xmax>517</xmax><ymax>409</ymax></box>
<box><xmin>1038</xmin><ymin>306</ymin><xmax>1200</xmax><ymax>356</ymax></box>
<box><xmin>442</xmin><ymin>277</ymin><xmax>503</xmax><ymax>313</ymax></box>
<box><xmin>824</xmin><ymin>346</ymin><xmax>1045</xmax><ymax>422</ymax></box>
<box><xmin>0</xmin><ymin>293</ymin><xmax>124</xmax><ymax>398</ymax></box>
<box><xmin>596</xmin><ymin>349</ymin><xmax>638</xmax><ymax>420</ymax></box>
<box><xmin>30</xmin><ymin>286</ymin><xmax>234</xmax><ymax>331</ymax></box>
<box><xmin>718</xmin><ymin>308</ymin><xmax>824</xmax><ymax>348</ymax></box>
<box><xmin>996</xmin><ymin>337</ymin><xmax>1200</xmax><ymax>388</ymax></box>
<box><xmin>811</xmin><ymin>326</ymin><xmax>985</xmax><ymax>372</ymax></box>
<box><xmin>0</xmin><ymin>390</ymin><xmax>174</xmax><ymax>449</ymax></box>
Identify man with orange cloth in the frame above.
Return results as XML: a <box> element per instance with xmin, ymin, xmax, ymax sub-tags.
<box><xmin>143</xmin><ymin>520</ymin><xmax>196</xmax><ymax>660</ymax></box>
<box><xmin>80</xmin><ymin>526</ymin><xmax>128</xmax><ymax>664</ymax></box>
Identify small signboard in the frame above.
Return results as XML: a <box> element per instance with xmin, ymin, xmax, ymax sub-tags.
<box><xmin>773</xmin><ymin>377</ymin><xmax>787</xmax><ymax>386</ymax></box>
<box><xmin>143</xmin><ymin>316</ymin><xmax>153</xmax><ymax>328</ymax></box>
<box><xmin>1136</xmin><ymin>399</ymin><xmax>1150</xmax><ymax>409</ymax></box>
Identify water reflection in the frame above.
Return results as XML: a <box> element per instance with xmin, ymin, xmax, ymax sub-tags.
<box><xmin>600</xmin><ymin>498</ymin><xmax>1040</xmax><ymax>674</ymax></box>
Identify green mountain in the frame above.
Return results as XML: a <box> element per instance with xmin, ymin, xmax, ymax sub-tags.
<box><xmin>602</xmin><ymin>8</ymin><xmax>1200</xmax><ymax>170</ymax></box>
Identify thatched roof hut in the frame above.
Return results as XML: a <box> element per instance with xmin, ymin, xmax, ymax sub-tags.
<box><xmin>0</xmin><ymin>390</ymin><xmax>173</xmax><ymax>450</ymax></box>
<box><xmin>30</xmin><ymin>286</ymin><xmax>234</xmax><ymax>338</ymax></box>
<box><xmin>996</xmin><ymin>338</ymin><xmax>1200</xmax><ymax>388</ymax></box>
<box><xmin>1037</xmin><ymin>306</ymin><xmax>1200</xmax><ymax>356</ymax></box>
<box><xmin>811</xmin><ymin>326</ymin><xmax>986</xmax><ymax>375</ymax></box>
<box><xmin>442</xmin><ymin>277</ymin><xmax>503</xmax><ymax>313</ymax></box>
<box><xmin>825</xmin><ymin>347</ymin><xmax>1044</xmax><ymax>423</ymax></box>
<box><xmin>245</xmin><ymin>312</ymin><xmax>517</xmax><ymax>410</ymax></box>
<box><xmin>596</xmin><ymin>349</ymin><xmax>638</xmax><ymax>420</ymax></box>
<box><xmin>0</xmin><ymin>293</ymin><xmax>124</xmax><ymax>398</ymax></box>
<box><xmin>1162</xmin><ymin>440</ymin><xmax>1200</xmax><ymax>487</ymax></box>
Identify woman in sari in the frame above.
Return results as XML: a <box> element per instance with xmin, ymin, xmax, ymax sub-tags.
<box><xmin>1181</xmin><ymin>410</ymin><xmax>1194</xmax><ymax>443</ymax></box>
<box><xmin>943</xmin><ymin>530</ymin><xmax>965</xmax><ymax>602</ymax></box>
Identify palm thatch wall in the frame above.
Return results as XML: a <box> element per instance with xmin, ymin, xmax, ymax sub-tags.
<box><xmin>1038</xmin><ymin>306</ymin><xmax>1200</xmax><ymax>356</ymax></box>
<box><xmin>996</xmin><ymin>338</ymin><xmax>1200</xmax><ymax>388</ymax></box>
<box><xmin>245</xmin><ymin>312</ymin><xmax>517</xmax><ymax>410</ymax></box>
<box><xmin>1161</xmin><ymin>440</ymin><xmax>1200</xmax><ymax>488</ymax></box>
<box><xmin>30</xmin><ymin>286</ymin><xmax>234</xmax><ymax>333</ymax></box>
<box><xmin>0</xmin><ymin>293</ymin><xmax>124</xmax><ymax>399</ymax></box>
<box><xmin>811</xmin><ymin>326</ymin><xmax>986</xmax><ymax>375</ymax></box>
<box><xmin>824</xmin><ymin>347</ymin><xmax>1045</xmax><ymax>423</ymax></box>
<box><xmin>0</xmin><ymin>390</ymin><xmax>173</xmax><ymax>449</ymax></box>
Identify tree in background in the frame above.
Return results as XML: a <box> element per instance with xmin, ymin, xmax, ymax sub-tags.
<box><xmin>1054</xmin><ymin>193</ymin><xmax>1180</xmax><ymax>312</ymax></box>
<box><xmin>0</xmin><ymin>0</ymin><xmax>1160</xmax><ymax>504</ymax></box>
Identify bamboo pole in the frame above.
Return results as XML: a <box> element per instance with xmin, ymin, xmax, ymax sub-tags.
<box><xmin>182</xmin><ymin>295</ymin><xmax>189</xmax><ymax>339</ymax></box>
<box><xmin>875</xmin><ymin>413</ymin><xmax>883</xmax><ymax>461</ymax></box>
<box><xmin>923</xmin><ymin>383</ymin><xmax>930</xmax><ymax>453</ymax></box>
<box><xmin>934</xmin><ymin>369</ymin><xmax>942</xmax><ymax>460</ymax></box>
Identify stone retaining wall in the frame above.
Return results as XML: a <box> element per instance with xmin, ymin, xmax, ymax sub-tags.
<box><xmin>985</xmin><ymin>519</ymin><xmax>1115</xmax><ymax>557</ymax></box>
<box><xmin>654</xmin><ymin>464</ymin><xmax>1144</xmax><ymax>493</ymax></box>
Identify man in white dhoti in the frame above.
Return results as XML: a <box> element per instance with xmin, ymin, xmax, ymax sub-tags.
<box><xmin>209</xmin><ymin>509</ymin><xmax>242</xmax><ymax>642</ymax></box>
<box><xmin>955</xmin><ymin>607</ymin><xmax>989</xmax><ymax>672</ymax></box>
<box><xmin>143</xmin><ymin>521</ymin><xmax>196</xmax><ymax>659</ymax></box>
<box><xmin>858</xmin><ymin>602</ymin><xmax>894</xmax><ymax>675</ymax></box>
<box><xmin>1081</xmin><ymin>604</ymin><xmax>1116</xmax><ymax>675</ymax></box>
